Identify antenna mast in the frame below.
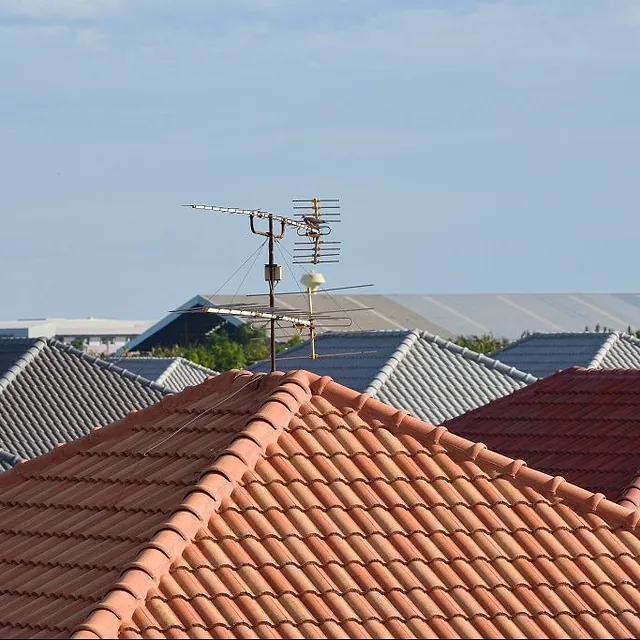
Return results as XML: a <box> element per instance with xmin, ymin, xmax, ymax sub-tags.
<box><xmin>186</xmin><ymin>199</ymin><xmax>341</xmax><ymax>372</ymax></box>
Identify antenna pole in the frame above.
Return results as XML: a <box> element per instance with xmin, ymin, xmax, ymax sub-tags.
<box><xmin>307</xmin><ymin>287</ymin><xmax>317</xmax><ymax>360</ymax></box>
<box><xmin>268</xmin><ymin>215</ymin><xmax>276</xmax><ymax>372</ymax></box>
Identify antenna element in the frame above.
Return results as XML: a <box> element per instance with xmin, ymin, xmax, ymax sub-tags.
<box><xmin>186</xmin><ymin>199</ymin><xmax>341</xmax><ymax>371</ymax></box>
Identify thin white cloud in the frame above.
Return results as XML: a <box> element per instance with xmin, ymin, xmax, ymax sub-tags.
<box><xmin>113</xmin><ymin>1</ymin><xmax>640</xmax><ymax>75</ymax></box>
<box><xmin>297</xmin><ymin>2</ymin><xmax>640</xmax><ymax>69</ymax></box>
<box><xmin>0</xmin><ymin>0</ymin><xmax>120</xmax><ymax>20</ymax></box>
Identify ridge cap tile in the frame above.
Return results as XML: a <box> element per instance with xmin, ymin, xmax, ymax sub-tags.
<box><xmin>317</xmin><ymin>374</ymin><xmax>639</xmax><ymax>530</ymax></box>
<box><xmin>72</xmin><ymin>370</ymin><xmax>313</xmax><ymax>638</ymax></box>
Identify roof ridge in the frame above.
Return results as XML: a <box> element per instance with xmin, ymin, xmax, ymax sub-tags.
<box><xmin>618</xmin><ymin>331</ymin><xmax>640</xmax><ymax>347</ymax></box>
<box><xmin>588</xmin><ymin>331</ymin><xmax>623</xmax><ymax>368</ymax></box>
<box><xmin>154</xmin><ymin>358</ymin><xmax>182</xmax><ymax>386</ymax></box>
<box><xmin>619</xmin><ymin>469</ymin><xmax>640</xmax><ymax>510</ymax></box>
<box><xmin>72</xmin><ymin>369</ymin><xmax>313</xmax><ymax>639</ymax></box>
<box><xmin>0</xmin><ymin>337</ymin><xmax>48</xmax><ymax>393</ymax></box>
<box><xmin>364</xmin><ymin>329</ymin><xmax>420</xmax><ymax>396</ymax></box>
<box><xmin>417</xmin><ymin>331</ymin><xmax>538</xmax><ymax>384</ymax></box>
<box><xmin>49</xmin><ymin>339</ymin><xmax>173</xmax><ymax>396</ymax></box>
<box><xmin>308</xmin><ymin>373</ymin><xmax>640</xmax><ymax>533</ymax></box>
<box><xmin>175</xmin><ymin>357</ymin><xmax>218</xmax><ymax>376</ymax></box>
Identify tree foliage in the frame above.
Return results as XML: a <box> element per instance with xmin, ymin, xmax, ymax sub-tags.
<box><xmin>70</xmin><ymin>338</ymin><xmax>86</xmax><ymax>352</ymax></box>
<box><xmin>276</xmin><ymin>334</ymin><xmax>302</xmax><ymax>353</ymax></box>
<box><xmin>454</xmin><ymin>333</ymin><xmax>511</xmax><ymax>355</ymax></box>
<box><xmin>147</xmin><ymin>324</ymin><xmax>304</xmax><ymax>372</ymax></box>
<box><xmin>150</xmin><ymin>323</ymin><xmax>270</xmax><ymax>371</ymax></box>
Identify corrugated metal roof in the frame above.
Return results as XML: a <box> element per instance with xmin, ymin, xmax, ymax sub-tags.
<box><xmin>209</xmin><ymin>292</ymin><xmax>640</xmax><ymax>341</ymax></box>
<box><xmin>122</xmin><ymin>292</ymin><xmax>640</xmax><ymax>355</ymax></box>
<box><xmin>388</xmin><ymin>293</ymin><xmax>640</xmax><ymax>338</ymax></box>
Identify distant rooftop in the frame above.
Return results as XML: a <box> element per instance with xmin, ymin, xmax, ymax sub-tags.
<box><xmin>118</xmin><ymin>295</ymin><xmax>244</xmax><ymax>354</ymax></box>
<box><xmin>249</xmin><ymin>329</ymin><xmax>536</xmax><ymax>424</ymax></box>
<box><xmin>0</xmin><ymin>337</ymin><xmax>171</xmax><ymax>470</ymax></box>
<box><xmin>491</xmin><ymin>331</ymin><xmax>640</xmax><ymax>377</ymax></box>
<box><xmin>446</xmin><ymin>367</ymin><xmax>640</xmax><ymax>509</ymax></box>
<box><xmin>108</xmin><ymin>356</ymin><xmax>217</xmax><ymax>392</ymax></box>
<box><xmin>209</xmin><ymin>292</ymin><xmax>640</xmax><ymax>340</ymax></box>
<box><xmin>0</xmin><ymin>317</ymin><xmax>154</xmax><ymax>338</ymax></box>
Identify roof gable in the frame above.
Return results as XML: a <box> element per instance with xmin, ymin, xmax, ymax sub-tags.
<box><xmin>491</xmin><ymin>331</ymin><xmax>640</xmax><ymax>378</ymax></box>
<box><xmin>1</xmin><ymin>370</ymin><xmax>640</xmax><ymax>638</ymax></box>
<box><xmin>119</xmin><ymin>295</ymin><xmax>243</xmax><ymax>355</ymax></box>
<box><xmin>251</xmin><ymin>330</ymin><xmax>537</xmax><ymax>424</ymax></box>
<box><xmin>445</xmin><ymin>367</ymin><xmax>640</xmax><ymax>508</ymax></box>
<box><xmin>0</xmin><ymin>337</ymin><xmax>170</xmax><ymax>468</ymax></box>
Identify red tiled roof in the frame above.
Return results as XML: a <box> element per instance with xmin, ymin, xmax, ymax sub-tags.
<box><xmin>445</xmin><ymin>367</ymin><xmax>640</xmax><ymax>509</ymax></box>
<box><xmin>1</xmin><ymin>370</ymin><xmax>640</xmax><ymax>638</ymax></box>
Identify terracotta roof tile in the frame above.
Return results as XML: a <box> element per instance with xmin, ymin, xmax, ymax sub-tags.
<box><xmin>445</xmin><ymin>367</ymin><xmax>640</xmax><ymax>509</ymax></box>
<box><xmin>0</xmin><ymin>369</ymin><xmax>640</xmax><ymax>637</ymax></box>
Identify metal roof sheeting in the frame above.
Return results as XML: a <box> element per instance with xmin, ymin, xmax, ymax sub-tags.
<box><xmin>209</xmin><ymin>292</ymin><xmax>640</xmax><ymax>341</ymax></box>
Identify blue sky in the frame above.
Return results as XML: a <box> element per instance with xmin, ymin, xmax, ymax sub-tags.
<box><xmin>2</xmin><ymin>0</ymin><xmax>639</xmax><ymax>319</ymax></box>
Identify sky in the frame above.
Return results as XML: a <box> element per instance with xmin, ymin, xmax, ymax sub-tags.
<box><xmin>1</xmin><ymin>0</ymin><xmax>640</xmax><ymax>320</ymax></box>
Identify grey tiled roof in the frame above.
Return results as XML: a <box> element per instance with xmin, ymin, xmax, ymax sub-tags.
<box><xmin>108</xmin><ymin>357</ymin><xmax>217</xmax><ymax>392</ymax></box>
<box><xmin>0</xmin><ymin>337</ymin><xmax>171</xmax><ymax>470</ymax></box>
<box><xmin>248</xmin><ymin>330</ymin><xmax>414</xmax><ymax>391</ymax></box>
<box><xmin>491</xmin><ymin>331</ymin><xmax>640</xmax><ymax>378</ymax></box>
<box><xmin>250</xmin><ymin>330</ymin><xmax>537</xmax><ymax>425</ymax></box>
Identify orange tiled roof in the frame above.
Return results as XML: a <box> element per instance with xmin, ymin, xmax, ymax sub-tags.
<box><xmin>1</xmin><ymin>370</ymin><xmax>640</xmax><ymax>638</ymax></box>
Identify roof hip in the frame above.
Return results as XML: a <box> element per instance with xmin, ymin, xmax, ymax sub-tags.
<box><xmin>0</xmin><ymin>337</ymin><xmax>48</xmax><ymax>392</ymax></box>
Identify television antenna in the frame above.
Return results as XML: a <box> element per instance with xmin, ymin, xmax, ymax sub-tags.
<box><xmin>183</xmin><ymin>198</ymin><xmax>357</xmax><ymax>372</ymax></box>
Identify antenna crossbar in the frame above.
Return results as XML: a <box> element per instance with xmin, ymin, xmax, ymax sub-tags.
<box><xmin>173</xmin><ymin>305</ymin><xmax>313</xmax><ymax>327</ymax></box>
<box><xmin>186</xmin><ymin>204</ymin><xmax>318</xmax><ymax>235</ymax></box>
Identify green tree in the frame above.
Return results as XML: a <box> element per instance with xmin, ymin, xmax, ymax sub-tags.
<box><xmin>149</xmin><ymin>322</ymin><xmax>270</xmax><ymax>371</ymax></box>
<box><xmin>454</xmin><ymin>333</ymin><xmax>510</xmax><ymax>355</ymax></box>
<box><xmin>70</xmin><ymin>338</ymin><xmax>86</xmax><ymax>351</ymax></box>
<box><xmin>276</xmin><ymin>334</ymin><xmax>302</xmax><ymax>353</ymax></box>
